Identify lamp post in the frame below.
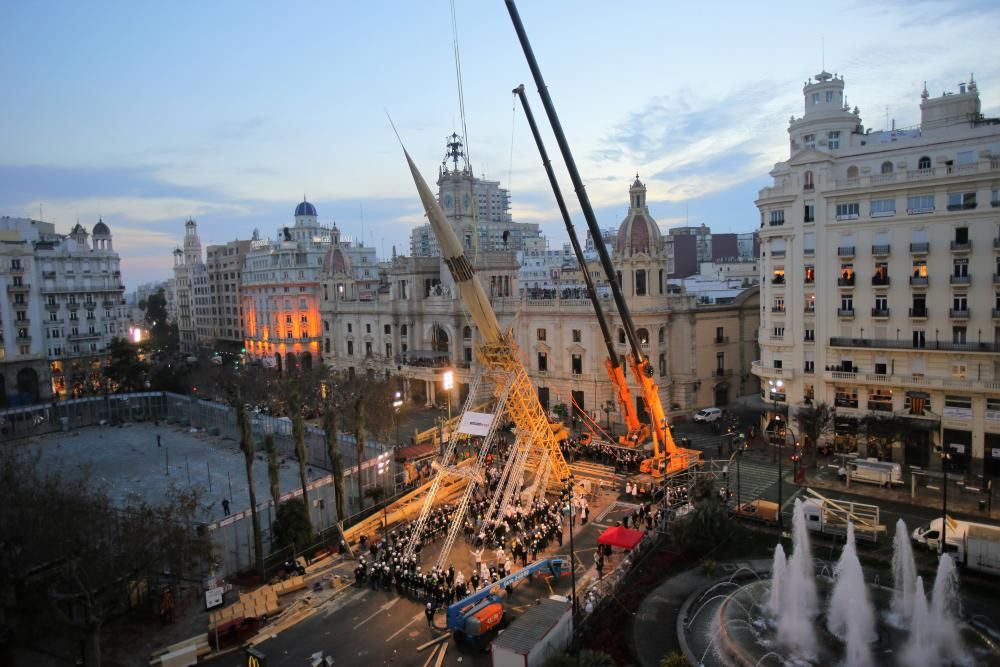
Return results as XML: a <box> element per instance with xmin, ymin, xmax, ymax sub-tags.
<box><xmin>442</xmin><ymin>370</ymin><xmax>454</xmax><ymax>424</ymax></box>
<box><xmin>392</xmin><ymin>391</ymin><xmax>403</xmax><ymax>444</ymax></box>
<box><xmin>561</xmin><ymin>477</ymin><xmax>579</xmax><ymax>623</ymax></box>
<box><xmin>377</xmin><ymin>450</ymin><xmax>391</xmax><ymax>535</ymax></box>
<box><xmin>768</xmin><ymin>379</ymin><xmax>785</xmax><ymax>532</ymax></box>
<box><xmin>941</xmin><ymin>445</ymin><xmax>953</xmax><ymax>554</ymax></box>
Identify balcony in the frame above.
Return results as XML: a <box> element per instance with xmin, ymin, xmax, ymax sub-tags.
<box><xmin>8</xmin><ymin>264</ymin><xmax>24</xmax><ymax>274</ymax></box>
<box><xmin>909</xmin><ymin>307</ymin><xmax>929</xmax><ymax>318</ymax></box>
<box><xmin>713</xmin><ymin>368</ymin><xmax>733</xmax><ymax>378</ymax></box>
<box><xmin>804</xmin><ymin>305</ymin><xmax>815</xmax><ymax>314</ymax></box>
<box><xmin>993</xmin><ymin>308</ymin><xmax>1000</xmax><ymax>319</ymax></box>
<box><xmin>84</xmin><ymin>301</ymin><xmax>97</xmax><ymax>310</ymax></box>
<box><xmin>102</xmin><ymin>300</ymin><xmax>115</xmax><ymax>309</ymax></box>
<box><xmin>804</xmin><ymin>276</ymin><xmax>815</xmax><ymax>284</ymax></box>
<box><xmin>837</xmin><ymin>276</ymin><xmax>855</xmax><ymax>287</ymax></box>
<box><xmin>803</xmin><ymin>247</ymin><xmax>815</xmax><ymax>255</ymax></box>
<box><xmin>871</xmin><ymin>275</ymin><xmax>890</xmax><ymax>286</ymax></box>
<box><xmin>837</xmin><ymin>308</ymin><xmax>855</xmax><ymax>317</ymax></box>
<box><xmin>829</xmin><ymin>336</ymin><xmax>1000</xmax><ymax>353</ymax></box>
<box><xmin>871</xmin><ymin>244</ymin><xmax>891</xmax><ymax>256</ymax></box>
<box><xmin>950</xmin><ymin>240</ymin><xmax>972</xmax><ymax>252</ymax></box>
<box><xmin>15</xmin><ymin>335</ymin><xmax>31</xmax><ymax>344</ymax></box>
<box><xmin>44</xmin><ymin>302</ymin><xmax>59</xmax><ymax>312</ymax></box>
<box><xmin>751</xmin><ymin>360</ymin><xmax>795</xmax><ymax>380</ymax></box>
<box><xmin>42</xmin><ymin>271</ymin><xmax>56</xmax><ymax>279</ymax></box>
<box><xmin>947</xmin><ymin>202</ymin><xmax>977</xmax><ymax>212</ymax></box>
<box><xmin>771</xmin><ymin>276</ymin><xmax>786</xmax><ymax>285</ymax></box>
<box><xmin>995</xmin><ymin>274</ymin><xmax>1000</xmax><ymax>285</ymax></box>
<box><xmin>67</xmin><ymin>333</ymin><xmax>101</xmax><ymax>342</ymax></box>
<box><xmin>6</xmin><ymin>283</ymin><xmax>30</xmax><ymax>293</ymax></box>
<box><xmin>949</xmin><ymin>308</ymin><xmax>970</xmax><ymax>319</ymax></box>
<box><xmin>909</xmin><ymin>276</ymin><xmax>929</xmax><ymax>287</ymax></box>
<box><xmin>824</xmin><ymin>369</ymin><xmax>857</xmax><ymax>382</ymax></box>
<box><xmin>871</xmin><ymin>308</ymin><xmax>890</xmax><ymax>318</ymax></box>
<box><xmin>714</xmin><ymin>336</ymin><xmax>729</xmax><ymax>344</ymax></box>
<box><xmin>838</xmin><ymin>246</ymin><xmax>855</xmax><ymax>257</ymax></box>
<box><xmin>14</xmin><ymin>318</ymin><xmax>30</xmax><ymax>327</ymax></box>
<box><xmin>950</xmin><ymin>274</ymin><xmax>970</xmax><ymax>286</ymax></box>
<box><xmin>910</xmin><ymin>242</ymin><xmax>929</xmax><ymax>254</ymax></box>
<box><xmin>770</xmin><ymin>307</ymin><xmax>786</xmax><ymax>314</ymax></box>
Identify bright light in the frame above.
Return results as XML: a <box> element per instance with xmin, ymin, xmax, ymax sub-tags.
<box><xmin>130</xmin><ymin>327</ymin><xmax>143</xmax><ymax>343</ymax></box>
<box><xmin>442</xmin><ymin>370</ymin><xmax>454</xmax><ymax>391</ymax></box>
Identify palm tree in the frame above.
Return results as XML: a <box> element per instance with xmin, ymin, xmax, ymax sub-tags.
<box><xmin>323</xmin><ymin>402</ymin><xmax>346</xmax><ymax>522</ymax></box>
<box><xmin>354</xmin><ymin>393</ymin><xmax>366</xmax><ymax>510</ymax></box>
<box><xmin>286</xmin><ymin>390</ymin><xmax>312</xmax><ymax>533</ymax></box>
<box><xmin>228</xmin><ymin>386</ymin><xmax>263</xmax><ymax>574</ymax></box>
<box><xmin>264</xmin><ymin>434</ymin><xmax>280</xmax><ymax>510</ymax></box>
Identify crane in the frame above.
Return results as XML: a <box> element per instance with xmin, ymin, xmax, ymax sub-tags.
<box><xmin>506</xmin><ymin>0</ymin><xmax>700</xmax><ymax>477</ymax></box>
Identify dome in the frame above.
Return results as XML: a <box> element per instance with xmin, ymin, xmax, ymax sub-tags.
<box><xmin>92</xmin><ymin>218</ymin><xmax>110</xmax><ymax>236</ymax></box>
<box><xmin>614</xmin><ymin>176</ymin><xmax>663</xmax><ymax>257</ymax></box>
<box><xmin>322</xmin><ymin>246</ymin><xmax>351</xmax><ymax>275</ymax></box>
<box><xmin>295</xmin><ymin>199</ymin><xmax>318</xmax><ymax>217</ymax></box>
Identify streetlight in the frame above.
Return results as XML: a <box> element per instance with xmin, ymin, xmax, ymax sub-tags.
<box><xmin>941</xmin><ymin>445</ymin><xmax>954</xmax><ymax>554</ymax></box>
<box><xmin>561</xmin><ymin>477</ymin><xmax>579</xmax><ymax>624</ymax></box>
<box><xmin>442</xmin><ymin>370</ymin><xmax>454</xmax><ymax>424</ymax></box>
<box><xmin>392</xmin><ymin>391</ymin><xmax>403</xmax><ymax>444</ymax></box>
<box><xmin>377</xmin><ymin>450</ymin><xmax>391</xmax><ymax>535</ymax></box>
<box><xmin>768</xmin><ymin>379</ymin><xmax>785</xmax><ymax>532</ymax></box>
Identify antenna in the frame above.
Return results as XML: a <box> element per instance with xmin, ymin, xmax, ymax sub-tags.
<box><xmin>821</xmin><ymin>36</ymin><xmax>825</xmax><ymax>72</ymax></box>
<box><xmin>360</xmin><ymin>204</ymin><xmax>365</xmax><ymax>246</ymax></box>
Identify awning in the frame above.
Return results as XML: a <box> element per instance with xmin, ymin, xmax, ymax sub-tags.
<box><xmin>597</xmin><ymin>525</ymin><xmax>645</xmax><ymax>550</ymax></box>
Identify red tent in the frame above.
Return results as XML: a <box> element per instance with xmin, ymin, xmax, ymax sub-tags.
<box><xmin>597</xmin><ymin>525</ymin><xmax>645</xmax><ymax>550</ymax></box>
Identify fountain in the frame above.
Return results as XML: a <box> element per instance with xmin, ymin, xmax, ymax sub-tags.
<box><xmin>678</xmin><ymin>511</ymin><xmax>996</xmax><ymax>666</ymax></box>
<box><xmin>890</xmin><ymin>517</ymin><xmax>917</xmax><ymax>622</ymax></box>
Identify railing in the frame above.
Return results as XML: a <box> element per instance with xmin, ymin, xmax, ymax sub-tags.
<box><xmin>751</xmin><ymin>360</ymin><xmax>795</xmax><ymax>379</ymax></box>
<box><xmin>947</xmin><ymin>203</ymin><xmax>977</xmax><ymax>211</ymax></box>
<box><xmin>837</xmin><ymin>308</ymin><xmax>855</xmax><ymax>317</ymax></box>
<box><xmin>950</xmin><ymin>240</ymin><xmax>972</xmax><ymax>251</ymax></box>
<box><xmin>714</xmin><ymin>336</ymin><xmax>729</xmax><ymax>344</ymax></box>
<box><xmin>871</xmin><ymin>275</ymin><xmax>890</xmax><ymax>286</ymax></box>
<box><xmin>949</xmin><ymin>308</ymin><xmax>970</xmax><ymax>318</ymax></box>
<box><xmin>829</xmin><ymin>336</ymin><xmax>1000</xmax><ymax>353</ymax></box>
<box><xmin>906</xmin><ymin>207</ymin><xmax>935</xmax><ymax>215</ymax></box>
<box><xmin>824</xmin><ymin>369</ymin><xmax>1000</xmax><ymax>393</ymax></box>
<box><xmin>910</xmin><ymin>242</ymin><xmax>929</xmax><ymax>253</ymax></box>
<box><xmin>771</xmin><ymin>277</ymin><xmax>785</xmax><ymax>285</ymax></box>
<box><xmin>804</xmin><ymin>306</ymin><xmax>815</xmax><ymax>313</ymax></box>
<box><xmin>950</xmin><ymin>275</ymin><xmax>970</xmax><ymax>285</ymax></box>
<box><xmin>871</xmin><ymin>308</ymin><xmax>890</xmax><ymax>317</ymax></box>
<box><xmin>871</xmin><ymin>244</ymin><xmax>890</xmax><ymax>255</ymax></box>
<box><xmin>838</xmin><ymin>246</ymin><xmax>855</xmax><ymax>256</ymax></box>
<box><xmin>771</xmin><ymin>250</ymin><xmax>786</xmax><ymax>257</ymax></box>
<box><xmin>909</xmin><ymin>276</ymin><xmax>929</xmax><ymax>286</ymax></box>
<box><xmin>6</xmin><ymin>284</ymin><xmax>30</xmax><ymax>292</ymax></box>
<box><xmin>909</xmin><ymin>308</ymin><xmax>928</xmax><ymax>317</ymax></box>
<box><xmin>837</xmin><ymin>277</ymin><xmax>855</xmax><ymax>286</ymax></box>
<box><xmin>993</xmin><ymin>309</ymin><xmax>1000</xmax><ymax>318</ymax></box>
<box><xmin>803</xmin><ymin>247</ymin><xmax>815</xmax><ymax>255</ymax></box>
<box><xmin>770</xmin><ymin>307</ymin><xmax>786</xmax><ymax>313</ymax></box>
<box><xmin>994</xmin><ymin>274</ymin><xmax>1000</xmax><ymax>284</ymax></box>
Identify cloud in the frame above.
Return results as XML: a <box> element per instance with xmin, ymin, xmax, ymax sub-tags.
<box><xmin>8</xmin><ymin>196</ymin><xmax>252</xmax><ymax>227</ymax></box>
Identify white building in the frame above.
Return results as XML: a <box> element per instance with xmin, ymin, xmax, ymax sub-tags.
<box><xmin>754</xmin><ymin>71</ymin><xmax>1000</xmax><ymax>476</ymax></box>
<box><xmin>172</xmin><ymin>218</ymin><xmax>205</xmax><ymax>355</ymax></box>
<box><xmin>0</xmin><ymin>216</ymin><xmax>128</xmax><ymax>402</ymax></box>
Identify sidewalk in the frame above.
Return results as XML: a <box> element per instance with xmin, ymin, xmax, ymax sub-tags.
<box><xmin>801</xmin><ymin>464</ymin><xmax>999</xmax><ymax>522</ymax></box>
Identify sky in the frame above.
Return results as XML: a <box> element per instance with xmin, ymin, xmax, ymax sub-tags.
<box><xmin>2</xmin><ymin>0</ymin><xmax>999</xmax><ymax>287</ymax></box>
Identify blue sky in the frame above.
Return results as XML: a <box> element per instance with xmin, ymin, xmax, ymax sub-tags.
<box><xmin>2</xmin><ymin>1</ymin><xmax>999</xmax><ymax>286</ymax></box>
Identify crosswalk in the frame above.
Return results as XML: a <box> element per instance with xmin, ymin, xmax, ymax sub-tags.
<box><xmin>726</xmin><ymin>459</ymin><xmax>780</xmax><ymax>506</ymax></box>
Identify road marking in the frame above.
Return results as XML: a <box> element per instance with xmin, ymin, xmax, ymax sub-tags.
<box><xmin>352</xmin><ymin>596</ymin><xmax>400</xmax><ymax>629</ymax></box>
<box><xmin>386</xmin><ymin>611</ymin><xmax>424</xmax><ymax>642</ymax></box>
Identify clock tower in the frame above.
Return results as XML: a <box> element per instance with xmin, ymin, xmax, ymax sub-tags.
<box><xmin>437</xmin><ymin>134</ymin><xmax>478</xmax><ymax>251</ymax></box>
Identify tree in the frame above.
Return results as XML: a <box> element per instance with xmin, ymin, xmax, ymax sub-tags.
<box><xmin>795</xmin><ymin>401</ymin><xmax>836</xmax><ymax>467</ymax></box>
<box><xmin>272</xmin><ymin>498</ymin><xmax>314</xmax><ymax>555</ymax></box>
<box><xmin>228</xmin><ymin>386</ymin><xmax>263</xmax><ymax>575</ymax></box>
<box><xmin>860</xmin><ymin>414</ymin><xmax>908</xmax><ymax>460</ymax></box>
<box><xmin>143</xmin><ymin>288</ymin><xmax>176</xmax><ymax>354</ymax></box>
<box><xmin>660</xmin><ymin>652</ymin><xmax>692</xmax><ymax>667</ymax></box>
<box><xmin>354</xmin><ymin>393</ymin><xmax>366</xmax><ymax>510</ymax></box>
<box><xmin>265</xmin><ymin>434</ymin><xmax>281</xmax><ymax>510</ymax></box>
<box><xmin>323</xmin><ymin>402</ymin><xmax>346</xmax><ymax>522</ymax></box>
<box><xmin>286</xmin><ymin>390</ymin><xmax>312</xmax><ymax>533</ymax></box>
<box><xmin>103</xmin><ymin>337</ymin><xmax>149</xmax><ymax>392</ymax></box>
<box><xmin>542</xmin><ymin>651</ymin><xmax>615</xmax><ymax>667</ymax></box>
<box><xmin>0</xmin><ymin>446</ymin><xmax>213</xmax><ymax>667</ymax></box>
<box><xmin>668</xmin><ymin>476</ymin><xmax>733</xmax><ymax>553</ymax></box>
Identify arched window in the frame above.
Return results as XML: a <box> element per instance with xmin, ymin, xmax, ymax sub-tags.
<box><xmin>637</xmin><ymin>328</ymin><xmax>649</xmax><ymax>345</ymax></box>
<box><xmin>918</xmin><ymin>156</ymin><xmax>931</xmax><ymax>170</ymax></box>
<box><xmin>463</xmin><ymin>326</ymin><xmax>472</xmax><ymax>340</ymax></box>
<box><xmin>803</xmin><ymin>170</ymin><xmax>814</xmax><ymax>190</ymax></box>
<box><xmin>847</xmin><ymin>165</ymin><xmax>859</xmax><ymax>179</ymax></box>
<box><xmin>658</xmin><ymin>327</ymin><xmax>665</xmax><ymax>343</ymax></box>
<box><xmin>881</xmin><ymin>161</ymin><xmax>894</xmax><ymax>174</ymax></box>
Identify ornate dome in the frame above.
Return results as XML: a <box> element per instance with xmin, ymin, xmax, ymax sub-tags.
<box><xmin>92</xmin><ymin>218</ymin><xmax>110</xmax><ymax>236</ymax></box>
<box><xmin>614</xmin><ymin>176</ymin><xmax>663</xmax><ymax>257</ymax></box>
<box><xmin>295</xmin><ymin>199</ymin><xmax>318</xmax><ymax>217</ymax></box>
<box><xmin>322</xmin><ymin>246</ymin><xmax>351</xmax><ymax>275</ymax></box>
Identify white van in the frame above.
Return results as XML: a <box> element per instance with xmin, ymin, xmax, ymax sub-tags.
<box><xmin>846</xmin><ymin>458</ymin><xmax>903</xmax><ymax>487</ymax></box>
<box><xmin>693</xmin><ymin>408</ymin><xmax>722</xmax><ymax>423</ymax></box>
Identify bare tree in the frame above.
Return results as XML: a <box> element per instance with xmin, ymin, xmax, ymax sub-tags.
<box><xmin>795</xmin><ymin>401</ymin><xmax>836</xmax><ymax>467</ymax></box>
<box><xmin>354</xmin><ymin>393</ymin><xmax>366</xmax><ymax>510</ymax></box>
<box><xmin>286</xmin><ymin>389</ymin><xmax>312</xmax><ymax>533</ymax></box>
<box><xmin>265</xmin><ymin>434</ymin><xmax>280</xmax><ymax>510</ymax></box>
<box><xmin>228</xmin><ymin>386</ymin><xmax>264</xmax><ymax>574</ymax></box>
<box><xmin>323</xmin><ymin>402</ymin><xmax>346</xmax><ymax>522</ymax></box>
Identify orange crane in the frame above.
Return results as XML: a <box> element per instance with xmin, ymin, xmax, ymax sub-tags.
<box><xmin>507</xmin><ymin>1</ymin><xmax>700</xmax><ymax>477</ymax></box>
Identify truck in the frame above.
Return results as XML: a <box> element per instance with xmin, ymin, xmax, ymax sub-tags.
<box><xmin>491</xmin><ymin>597</ymin><xmax>572</xmax><ymax>667</ymax></box>
<box><xmin>912</xmin><ymin>517</ymin><xmax>1000</xmax><ymax>574</ymax></box>
<box><xmin>844</xmin><ymin>458</ymin><xmax>903</xmax><ymax>487</ymax></box>
<box><xmin>734</xmin><ymin>499</ymin><xmax>779</xmax><ymax>525</ymax></box>
<box><xmin>801</xmin><ymin>495</ymin><xmax>883</xmax><ymax>542</ymax></box>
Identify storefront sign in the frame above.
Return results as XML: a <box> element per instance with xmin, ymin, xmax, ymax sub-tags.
<box><xmin>205</xmin><ymin>586</ymin><xmax>224</xmax><ymax>610</ymax></box>
<box><xmin>457</xmin><ymin>411</ymin><xmax>494</xmax><ymax>436</ymax></box>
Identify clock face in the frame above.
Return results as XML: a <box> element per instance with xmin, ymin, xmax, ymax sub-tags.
<box><xmin>461</xmin><ymin>193</ymin><xmax>470</xmax><ymax>210</ymax></box>
<box><xmin>443</xmin><ymin>193</ymin><xmax>453</xmax><ymax>209</ymax></box>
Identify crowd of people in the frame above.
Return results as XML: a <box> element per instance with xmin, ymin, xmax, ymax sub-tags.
<box><xmin>559</xmin><ymin>435</ymin><xmax>643</xmax><ymax>473</ymax></box>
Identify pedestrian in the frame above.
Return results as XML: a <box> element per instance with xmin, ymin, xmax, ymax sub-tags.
<box><xmin>425</xmin><ymin>602</ymin><xmax>435</xmax><ymax>627</ymax></box>
<box><xmin>222</xmin><ymin>498</ymin><xmax>230</xmax><ymax>516</ymax></box>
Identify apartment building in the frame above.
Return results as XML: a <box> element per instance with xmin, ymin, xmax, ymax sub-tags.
<box><xmin>205</xmin><ymin>240</ymin><xmax>251</xmax><ymax>352</ymax></box>
<box><xmin>755</xmin><ymin>71</ymin><xmax>1000</xmax><ymax>476</ymax></box>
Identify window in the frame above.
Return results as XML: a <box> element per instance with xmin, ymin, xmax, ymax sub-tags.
<box><xmin>572</xmin><ymin>329</ymin><xmax>581</xmax><ymax>343</ymax></box>
<box><xmin>869</xmin><ymin>389</ymin><xmax>893</xmax><ymax>412</ymax></box>
<box><xmin>907</xmin><ymin>195</ymin><xmax>935</xmax><ymax>214</ymax></box>
<box><xmin>773</xmin><ymin>296</ymin><xmax>785</xmax><ymax>312</ymax></box>
<box><xmin>537</xmin><ymin>328</ymin><xmax>546</xmax><ymax>341</ymax></box>
<box><xmin>618</xmin><ymin>329</ymin><xmax>626</xmax><ymax>345</ymax></box>
<box><xmin>384</xmin><ymin>324</ymin><xmax>391</xmax><ymax>335</ymax></box>
<box><xmin>951</xmin><ymin>364</ymin><xmax>967</xmax><ymax>381</ymax></box>
<box><xmin>840</xmin><ymin>263</ymin><xmax>854</xmax><ymax>283</ymax></box>
<box><xmin>658</xmin><ymin>327</ymin><xmax>665</xmax><ymax>343</ymax></box>
<box><xmin>364</xmin><ymin>341</ymin><xmax>373</xmax><ymax>357</ymax></box>
<box><xmin>659</xmin><ymin>353</ymin><xmax>667</xmax><ymax>377</ymax></box>
<box><xmin>912</xmin><ymin>260</ymin><xmax>927</xmax><ymax>278</ymax></box>
<box><xmin>828</xmin><ymin>131</ymin><xmax>840</xmax><ymax>149</ymax></box>
<box><xmin>804</xmin><ymin>266</ymin><xmax>815</xmax><ymax>283</ymax></box>
<box><xmin>953</xmin><ymin>326</ymin><xmax>967</xmax><ymax>344</ymax></box>
<box><xmin>637</xmin><ymin>328</ymin><xmax>649</xmax><ymax>345</ymax></box>
<box><xmin>804</xmin><ymin>133</ymin><xmax>816</xmax><ymax>148</ymax></box>
<box><xmin>537</xmin><ymin>351</ymin><xmax>548</xmax><ymax>372</ymax></box>
<box><xmin>945</xmin><ymin>395</ymin><xmax>973</xmax><ymax>417</ymax></box>
<box><xmin>874</xmin><ymin>294</ymin><xmax>888</xmax><ymax>312</ymax></box>
<box><xmin>804</xmin><ymin>353</ymin><xmax>814</xmax><ymax>374</ymax></box>
<box><xmin>881</xmin><ymin>161</ymin><xmax>894</xmax><ymax>174</ymax></box>
<box><xmin>769</xmin><ymin>210</ymin><xmax>785</xmax><ymax>226</ymax></box>
<box><xmin>572</xmin><ymin>354</ymin><xmax>582</xmax><ymax>375</ymax></box>
<box><xmin>836</xmin><ymin>203</ymin><xmax>860</xmax><ymax>220</ymax></box>
<box><xmin>365</xmin><ymin>323</ymin><xmax>371</xmax><ymax>334</ymax></box>
<box><xmin>840</xmin><ymin>295</ymin><xmax>853</xmax><ymax>312</ymax></box>
<box><xmin>947</xmin><ymin>192</ymin><xmax>977</xmax><ymax>210</ymax></box>
<box><xmin>871</xmin><ymin>198</ymin><xmax>896</xmax><ymax>217</ymax></box>
<box><xmin>347</xmin><ymin>341</ymin><xmax>354</xmax><ymax>356</ymax></box>
<box><xmin>803</xmin><ymin>232</ymin><xmax>815</xmax><ymax>254</ymax></box>
<box><xmin>772</xmin><ymin>267</ymin><xmax>785</xmax><ymax>284</ymax></box>
<box><xmin>803</xmin><ymin>171</ymin><xmax>814</xmax><ymax>190</ymax></box>
<box><xmin>772</xmin><ymin>326</ymin><xmax>785</xmax><ymax>338</ymax></box>
<box><xmin>400</xmin><ymin>324</ymin><xmax>407</xmax><ymax>336</ymax></box>
<box><xmin>873</xmin><ymin>262</ymin><xmax>889</xmax><ymax>285</ymax></box>
<box><xmin>635</xmin><ymin>269</ymin><xmax>646</xmax><ymax>296</ymax></box>
<box><xmin>385</xmin><ymin>342</ymin><xmax>392</xmax><ymax>357</ymax></box>
<box><xmin>805</xmin><ymin>294</ymin><xmax>815</xmax><ymax>312</ymax></box>
<box><xmin>804</xmin><ymin>200</ymin><xmax>815</xmax><ymax>223</ymax></box>
<box><xmin>347</xmin><ymin>323</ymin><xmax>352</xmax><ymax>333</ymax></box>
<box><xmin>955</xmin><ymin>227</ymin><xmax>969</xmax><ymax>244</ymax></box>
<box><xmin>953</xmin><ymin>258</ymin><xmax>969</xmax><ymax>278</ymax></box>
<box><xmin>835</xmin><ymin>387</ymin><xmax>859</xmax><ymax>409</ymax></box>
<box><xmin>463</xmin><ymin>326</ymin><xmax>472</xmax><ymax>340</ymax></box>
<box><xmin>918</xmin><ymin>156</ymin><xmax>931</xmax><ymax>170</ymax></box>
<box><xmin>715</xmin><ymin>327</ymin><xmax>724</xmax><ymax>343</ymax></box>
<box><xmin>847</xmin><ymin>165</ymin><xmax>859</xmax><ymax>178</ymax></box>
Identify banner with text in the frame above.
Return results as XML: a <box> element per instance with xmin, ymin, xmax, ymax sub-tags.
<box><xmin>457</xmin><ymin>411</ymin><xmax>494</xmax><ymax>437</ymax></box>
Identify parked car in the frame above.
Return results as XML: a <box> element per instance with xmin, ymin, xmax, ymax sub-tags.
<box><xmin>693</xmin><ymin>408</ymin><xmax>723</xmax><ymax>423</ymax></box>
